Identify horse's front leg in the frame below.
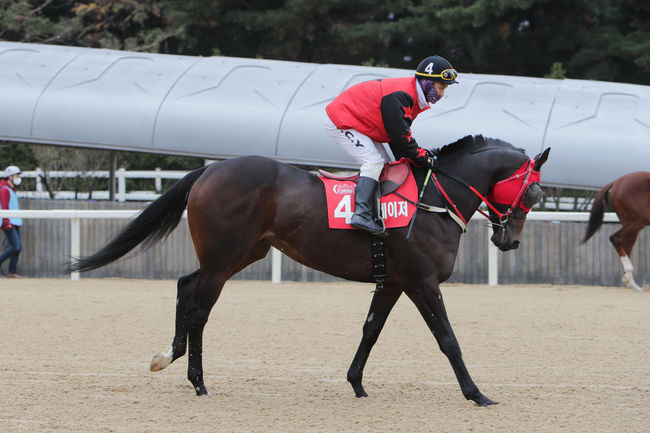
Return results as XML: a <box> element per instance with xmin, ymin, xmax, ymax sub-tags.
<box><xmin>405</xmin><ymin>278</ymin><xmax>496</xmax><ymax>406</ymax></box>
<box><xmin>347</xmin><ymin>288</ymin><xmax>402</xmax><ymax>397</ymax></box>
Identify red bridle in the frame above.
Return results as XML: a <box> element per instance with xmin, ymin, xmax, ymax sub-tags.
<box><xmin>487</xmin><ymin>158</ymin><xmax>541</xmax><ymax>218</ymax></box>
<box><xmin>430</xmin><ymin>159</ymin><xmax>540</xmax><ymax>226</ymax></box>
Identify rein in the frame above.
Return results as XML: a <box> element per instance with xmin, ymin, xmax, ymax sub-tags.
<box><xmin>414</xmin><ymin>158</ymin><xmax>539</xmax><ymax>230</ymax></box>
<box><xmin>431</xmin><ymin>170</ymin><xmax>500</xmax><ymax>223</ymax></box>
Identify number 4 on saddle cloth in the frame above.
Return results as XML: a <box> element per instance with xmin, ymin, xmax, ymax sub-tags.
<box><xmin>318</xmin><ymin>160</ymin><xmax>418</xmax><ymax>229</ymax></box>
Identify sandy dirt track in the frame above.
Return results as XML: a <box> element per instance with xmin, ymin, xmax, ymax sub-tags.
<box><xmin>0</xmin><ymin>279</ymin><xmax>648</xmax><ymax>433</ymax></box>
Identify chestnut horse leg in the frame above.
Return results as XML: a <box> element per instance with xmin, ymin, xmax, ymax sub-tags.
<box><xmin>610</xmin><ymin>224</ymin><xmax>644</xmax><ymax>292</ymax></box>
<box><xmin>347</xmin><ymin>287</ymin><xmax>403</xmax><ymax>397</ymax></box>
<box><xmin>405</xmin><ymin>277</ymin><xmax>496</xmax><ymax>406</ymax></box>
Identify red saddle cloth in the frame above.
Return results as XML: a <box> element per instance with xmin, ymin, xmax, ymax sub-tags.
<box><xmin>318</xmin><ymin>160</ymin><xmax>418</xmax><ymax>229</ymax></box>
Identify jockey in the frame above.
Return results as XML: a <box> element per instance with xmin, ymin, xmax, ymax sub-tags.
<box><xmin>324</xmin><ymin>55</ymin><xmax>458</xmax><ymax>235</ymax></box>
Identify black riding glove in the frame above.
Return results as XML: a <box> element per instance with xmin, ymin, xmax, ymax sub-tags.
<box><xmin>412</xmin><ymin>147</ymin><xmax>438</xmax><ymax>172</ymax></box>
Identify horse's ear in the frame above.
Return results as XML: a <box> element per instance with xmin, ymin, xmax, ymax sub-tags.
<box><xmin>533</xmin><ymin>147</ymin><xmax>551</xmax><ymax>171</ymax></box>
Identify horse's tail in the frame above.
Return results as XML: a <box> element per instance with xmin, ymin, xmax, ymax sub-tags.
<box><xmin>582</xmin><ymin>182</ymin><xmax>612</xmax><ymax>244</ymax></box>
<box><xmin>69</xmin><ymin>165</ymin><xmax>209</xmax><ymax>272</ymax></box>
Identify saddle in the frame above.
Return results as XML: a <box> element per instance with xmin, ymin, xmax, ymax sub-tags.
<box><xmin>318</xmin><ymin>159</ymin><xmax>411</xmax><ymax>196</ymax></box>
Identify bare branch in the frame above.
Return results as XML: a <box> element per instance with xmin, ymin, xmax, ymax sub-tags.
<box><xmin>133</xmin><ymin>31</ymin><xmax>182</xmax><ymax>52</ymax></box>
<box><xmin>30</xmin><ymin>0</ymin><xmax>56</xmax><ymax>16</ymax></box>
<box><xmin>38</xmin><ymin>23</ymin><xmax>95</xmax><ymax>43</ymax></box>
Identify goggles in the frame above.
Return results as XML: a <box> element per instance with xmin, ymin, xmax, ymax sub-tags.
<box><xmin>416</xmin><ymin>68</ymin><xmax>458</xmax><ymax>82</ymax></box>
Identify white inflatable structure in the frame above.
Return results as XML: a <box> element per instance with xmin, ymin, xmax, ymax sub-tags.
<box><xmin>1</xmin><ymin>41</ymin><xmax>649</xmax><ymax>189</ymax></box>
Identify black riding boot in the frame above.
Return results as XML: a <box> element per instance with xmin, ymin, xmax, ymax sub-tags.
<box><xmin>351</xmin><ymin>177</ymin><xmax>386</xmax><ymax>236</ymax></box>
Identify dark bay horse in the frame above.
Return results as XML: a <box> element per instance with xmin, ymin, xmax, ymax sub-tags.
<box><xmin>71</xmin><ymin>135</ymin><xmax>550</xmax><ymax>406</ymax></box>
<box><xmin>583</xmin><ymin>171</ymin><xmax>650</xmax><ymax>292</ymax></box>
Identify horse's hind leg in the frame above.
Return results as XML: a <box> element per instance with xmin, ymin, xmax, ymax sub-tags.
<box><xmin>151</xmin><ymin>269</ymin><xmax>201</xmax><ymax>372</ymax></box>
<box><xmin>151</xmin><ymin>241</ymin><xmax>272</xmax><ymax>380</ymax></box>
<box><xmin>186</xmin><ymin>242</ymin><xmax>272</xmax><ymax>395</ymax></box>
<box><xmin>347</xmin><ymin>288</ymin><xmax>402</xmax><ymax>397</ymax></box>
<box><xmin>611</xmin><ymin>224</ymin><xmax>644</xmax><ymax>291</ymax></box>
<box><xmin>184</xmin><ymin>269</ymin><xmax>228</xmax><ymax>395</ymax></box>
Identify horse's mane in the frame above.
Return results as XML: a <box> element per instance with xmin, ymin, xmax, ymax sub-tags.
<box><xmin>435</xmin><ymin>135</ymin><xmax>524</xmax><ymax>158</ymax></box>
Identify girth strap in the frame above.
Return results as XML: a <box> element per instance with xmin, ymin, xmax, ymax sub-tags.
<box><xmin>371</xmin><ymin>235</ymin><xmax>387</xmax><ymax>292</ymax></box>
<box><xmin>418</xmin><ymin>203</ymin><xmax>467</xmax><ymax>231</ymax></box>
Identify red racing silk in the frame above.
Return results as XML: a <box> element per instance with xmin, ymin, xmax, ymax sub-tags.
<box><xmin>326</xmin><ymin>77</ymin><xmax>429</xmax><ymax>159</ymax></box>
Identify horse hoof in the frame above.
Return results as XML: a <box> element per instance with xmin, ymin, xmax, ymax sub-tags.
<box><xmin>623</xmin><ymin>275</ymin><xmax>643</xmax><ymax>292</ymax></box>
<box><xmin>348</xmin><ymin>379</ymin><xmax>367</xmax><ymax>397</ymax></box>
<box><xmin>195</xmin><ymin>386</ymin><xmax>210</xmax><ymax>396</ymax></box>
<box><xmin>150</xmin><ymin>351</ymin><xmax>172</xmax><ymax>372</ymax></box>
<box><xmin>475</xmin><ymin>398</ymin><xmax>498</xmax><ymax>407</ymax></box>
<box><xmin>470</xmin><ymin>392</ymin><xmax>498</xmax><ymax>406</ymax></box>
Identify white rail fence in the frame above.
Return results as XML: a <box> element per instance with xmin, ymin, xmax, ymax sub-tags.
<box><xmin>20</xmin><ymin>169</ymin><xmax>188</xmax><ymax>202</ymax></box>
<box><xmin>0</xmin><ymin>210</ymin><xmax>620</xmax><ymax>284</ymax></box>
<box><xmin>18</xmin><ymin>169</ymin><xmax>593</xmax><ymax>210</ymax></box>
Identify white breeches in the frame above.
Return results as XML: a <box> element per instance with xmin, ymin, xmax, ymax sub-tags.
<box><xmin>323</xmin><ymin>115</ymin><xmax>392</xmax><ymax>181</ymax></box>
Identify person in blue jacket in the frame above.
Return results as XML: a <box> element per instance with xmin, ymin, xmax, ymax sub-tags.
<box><xmin>0</xmin><ymin>166</ymin><xmax>24</xmax><ymax>278</ymax></box>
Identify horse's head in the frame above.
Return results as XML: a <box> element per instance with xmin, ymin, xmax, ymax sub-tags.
<box><xmin>431</xmin><ymin>136</ymin><xmax>550</xmax><ymax>251</ymax></box>
<box><xmin>487</xmin><ymin>147</ymin><xmax>550</xmax><ymax>251</ymax></box>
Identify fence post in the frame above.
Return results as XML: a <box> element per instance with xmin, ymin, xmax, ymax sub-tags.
<box><xmin>117</xmin><ymin>168</ymin><xmax>126</xmax><ymax>202</ymax></box>
<box><xmin>272</xmin><ymin>247</ymin><xmax>282</xmax><ymax>283</ymax></box>
<box><xmin>155</xmin><ymin>167</ymin><xmax>162</xmax><ymax>192</ymax></box>
<box><xmin>70</xmin><ymin>217</ymin><xmax>80</xmax><ymax>281</ymax></box>
<box><xmin>109</xmin><ymin>151</ymin><xmax>116</xmax><ymax>201</ymax></box>
<box><xmin>35</xmin><ymin>168</ymin><xmax>43</xmax><ymax>192</ymax></box>
<box><xmin>488</xmin><ymin>230</ymin><xmax>498</xmax><ymax>286</ymax></box>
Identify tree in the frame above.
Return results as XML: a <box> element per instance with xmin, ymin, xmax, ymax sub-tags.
<box><xmin>545</xmin><ymin>62</ymin><xmax>567</xmax><ymax>79</ymax></box>
<box><xmin>30</xmin><ymin>145</ymin><xmax>111</xmax><ymax>199</ymax></box>
<box><xmin>572</xmin><ymin>0</ymin><xmax>650</xmax><ymax>84</ymax></box>
<box><xmin>2</xmin><ymin>0</ymin><xmax>649</xmax><ymax>83</ymax></box>
<box><xmin>403</xmin><ymin>0</ymin><xmax>650</xmax><ymax>84</ymax></box>
<box><xmin>0</xmin><ymin>0</ymin><xmax>183</xmax><ymax>52</ymax></box>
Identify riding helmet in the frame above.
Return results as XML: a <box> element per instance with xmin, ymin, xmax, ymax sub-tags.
<box><xmin>415</xmin><ymin>55</ymin><xmax>458</xmax><ymax>84</ymax></box>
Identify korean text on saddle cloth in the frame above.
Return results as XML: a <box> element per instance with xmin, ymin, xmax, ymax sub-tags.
<box><xmin>319</xmin><ymin>171</ymin><xmax>418</xmax><ymax>229</ymax></box>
